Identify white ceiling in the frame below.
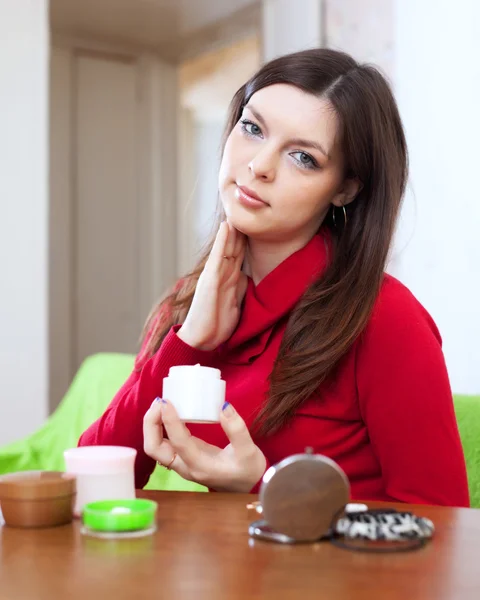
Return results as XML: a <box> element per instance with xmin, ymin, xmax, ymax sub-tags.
<box><xmin>50</xmin><ymin>0</ymin><xmax>258</xmax><ymax>51</ymax></box>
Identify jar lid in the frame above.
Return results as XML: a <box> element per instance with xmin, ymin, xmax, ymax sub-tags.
<box><xmin>64</xmin><ymin>446</ymin><xmax>136</xmax><ymax>474</ymax></box>
<box><xmin>0</xmin><ymin>471</ymin><xmax>76</xmax><ymax>500</ymax></box>
<box><xmin>167</xmin><ymin>364</ymin><xmax>221</xmax><ymax>379</ymax></box>
<box><xmin>82</xmin><ymin>499</ymin><xmax>157</xmax><ymax>532</ymax></box>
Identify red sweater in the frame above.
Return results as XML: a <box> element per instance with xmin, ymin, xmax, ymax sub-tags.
<box><xmin>79</xmin><ymin>233</ymin><xmax>470</xmax><ymax>507</ymax></box>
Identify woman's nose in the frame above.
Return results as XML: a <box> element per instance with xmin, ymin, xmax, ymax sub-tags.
<box><xmin>248</xmin><ymin>149</ymin><xmax>276</xmax><ymax>182</ymax></box>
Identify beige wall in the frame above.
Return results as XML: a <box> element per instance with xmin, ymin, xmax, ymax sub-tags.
<box><xmin>179</xmin><ymin>36</ymin><xmax>260</xmax><ymax>119</ymax></box>
<box><xmin>326</xmin><ymin>0</ymin><xmax>393</xmax><ymax>78</ymax></box>
<box><xmin>0</xmin><ymin>0</ymin><xmax>50</xmax><ymax>444</ymax></box>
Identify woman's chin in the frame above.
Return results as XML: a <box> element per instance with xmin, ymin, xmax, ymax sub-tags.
<box><xmin>224</xmin><ymin>206</ymin><xmax>268</xmax><ymax>238</ymax></box>
<box><xmin>227</xmin><ymin>218</ymin><xmax>261</xmax><ymax>239</ymax></box>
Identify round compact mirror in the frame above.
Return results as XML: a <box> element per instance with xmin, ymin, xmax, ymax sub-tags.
<box><xmin>248</xmin><ymin>450</ymin><xmax>350</xmax><ymax>543</ymax></box>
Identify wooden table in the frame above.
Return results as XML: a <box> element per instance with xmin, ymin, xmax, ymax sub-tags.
<box><xmin>1</xmin><ymin>491</ymin><xmax>480</xmax><ymax>600</ymax></box>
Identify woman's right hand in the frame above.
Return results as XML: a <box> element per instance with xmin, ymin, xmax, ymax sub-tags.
<box><xmin>178</xmin><ymin>221</ymin><xmax>248</xmax><ymax>351</ymax></box>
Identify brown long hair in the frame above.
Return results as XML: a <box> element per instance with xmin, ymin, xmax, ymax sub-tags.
<box><xmin>141</xmin><ymin>49</ymin><xmax>408</xmax><ymax>435</ymax></box>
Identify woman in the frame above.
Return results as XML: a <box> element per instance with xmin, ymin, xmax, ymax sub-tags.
<box><xmin>79</xmin><ymin>49</ymin><xmax>469</xmax><ymax>506</ymax></box>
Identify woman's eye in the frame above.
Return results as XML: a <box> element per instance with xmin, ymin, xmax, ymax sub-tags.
<box><xmin>240</xmin><ymin>119</ymin><xmax>262</xmax><ymax>137</ymax></box>
<box><xmin>290</xmin><ymin>151</ymin><xmax>317</xmax><ymax>170</ymax></box>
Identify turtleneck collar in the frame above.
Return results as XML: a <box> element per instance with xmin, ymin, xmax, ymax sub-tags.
<box><xmin>220</xmin><ymin>230</ymin><xmax>331</xmax><ymax>364</ymax></box>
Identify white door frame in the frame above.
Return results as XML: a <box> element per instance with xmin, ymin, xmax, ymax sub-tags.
<box><xmin>49</xmin><ymin>35</ymin><xmax>177</xmax><ymax>411</ymax></box>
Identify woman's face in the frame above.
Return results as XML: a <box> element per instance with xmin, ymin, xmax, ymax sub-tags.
<box><xmin>219</xmin><ymin>83</ymin><xmax>358</xmax><ymax>243</ymax></box>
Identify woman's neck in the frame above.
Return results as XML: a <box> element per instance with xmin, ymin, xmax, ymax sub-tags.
<box><xmin>244</xmin><ymin>232</ymin><xmax>318</xmax><ymax>286</ymax></box>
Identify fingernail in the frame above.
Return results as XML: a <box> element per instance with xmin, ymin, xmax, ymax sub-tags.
<box><xmin>222</xmin><ymin>401</ymin><xmax>234</xmax><ymax>417</ymax></box>
<box><xmin>154</xmin><ymin>397</ymin><xmax>162</xmax><ymax>403</ymax></box>
<box><xmin>161</xmin><ymin>399</ymin><xmax>168</xmax><ymax>405</ymax></box>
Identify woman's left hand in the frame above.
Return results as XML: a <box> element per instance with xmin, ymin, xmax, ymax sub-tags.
<box><xmin>143</xmin><ymin>399</ymin><xmax>267</xmax><ymax>492</ymax></box>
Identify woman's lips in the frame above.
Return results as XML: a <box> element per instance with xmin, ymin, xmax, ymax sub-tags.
<box><xmin>235</xmin><ymin>185</ymin><xmax>269</xmax><ymax>209</ymax></box>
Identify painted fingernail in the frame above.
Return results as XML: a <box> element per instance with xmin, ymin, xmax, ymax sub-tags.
<box><xmin>154</xmin><ymin>397</ymin><xmax>162</xmax><ymax>403</ymax></box>
<box><xmin>222</xmin><ymin>401</ymin><xmax>234</xmax><ymax>417</ymax></box>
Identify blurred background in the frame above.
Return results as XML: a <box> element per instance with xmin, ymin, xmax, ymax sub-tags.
<box><xmin>0</xmin><ymin>0</ymin><xmax>479</xmax><ymax>445</ymax></box>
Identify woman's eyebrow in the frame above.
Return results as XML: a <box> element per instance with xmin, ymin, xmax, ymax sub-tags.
<box><xmin>288</xmin><ymin>137</ymin><xmax>330</xmax><ymax>159</ymax></box>
<box><xmin>244</xmin><ymin>104</ymin><xmax>330</xmax><ymax>159</ymax></box>
<box><xmin>244</xmin><ymin>104</ymin><xmax>268</xmax><ymax>129</ymax></box>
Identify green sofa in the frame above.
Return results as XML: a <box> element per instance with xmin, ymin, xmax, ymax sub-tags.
<box><xmin>0</xmin><ymin>353</ymin><xmax>478</xmax><ymax>506</ymax></box>
<box><xmin>0</xmin><ymin>353</ymin><xmax>205</xmax><ymax>493</ymax></box>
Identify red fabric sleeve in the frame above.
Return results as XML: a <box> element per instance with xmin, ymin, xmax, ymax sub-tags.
<box><xmin>78</xmin><ymin>325</ymin><xmax>216</xmax><ymax>489</ymax></box>
<box><xmin>356</xmin><ymin>277</ymin><xmax>470</xmax><ymax>507</ymax></box>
